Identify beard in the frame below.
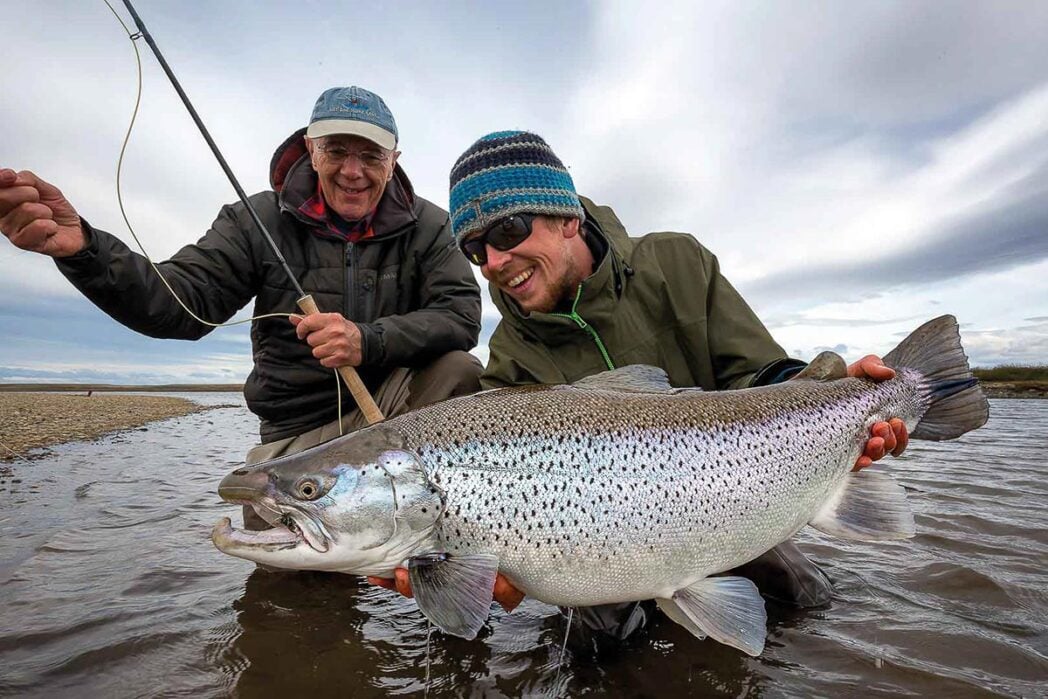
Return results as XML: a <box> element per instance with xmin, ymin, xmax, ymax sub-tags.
<box><xmin>517</xmin><ymin>253</ymin><xmax>585</xmax><ymax>316</ymax></box>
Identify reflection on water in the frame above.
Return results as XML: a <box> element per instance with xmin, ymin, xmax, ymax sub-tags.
<box><xmin>1</xmin><ymin>395</ymin><xmax>1046</xmax><ymax>697</ymax></box>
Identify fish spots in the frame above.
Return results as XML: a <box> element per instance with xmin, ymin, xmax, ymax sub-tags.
<box><xmin>390</xmin><ymin>378</ymin><xmax>889</xmax><ymax>601</ymax></box>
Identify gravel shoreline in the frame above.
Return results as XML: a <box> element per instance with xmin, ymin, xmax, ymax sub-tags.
<box><xmin>0</xmin><ymin>393</ymin><xmax>211</xmax><ymax>462</ymax></box>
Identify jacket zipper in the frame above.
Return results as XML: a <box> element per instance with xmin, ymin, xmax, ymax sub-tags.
<box><xmin>344</xmin><ymin>241</ymin><xmax>356</xmax><ymax>319</ymax></box>
<box><xmin>552</xmin><ymin>284</ymin><xmax>615</xmax><ymax>371</ymax></box>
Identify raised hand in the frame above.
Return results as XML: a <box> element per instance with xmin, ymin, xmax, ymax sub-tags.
<box><xmin>0</xmin><ymin>169</ymin><xmax>86</xmax><ymax>257</ymax></box>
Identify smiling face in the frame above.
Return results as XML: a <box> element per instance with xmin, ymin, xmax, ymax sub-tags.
<box><xmin>475</xmin><ymin>216</ymin><xmax>594</xmax><ymax>315</ymax></box>
<box><xmin>306</xmin><ymin>134</ymin><xmax>399</xmax><ymax>221</ymax></box>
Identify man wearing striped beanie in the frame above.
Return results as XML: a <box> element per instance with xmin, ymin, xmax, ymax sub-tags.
<box><xmin>379</xmin><ymin>130</ymin><xmax>910</xmax><ymax>643</ymax></box>
<box><xmin>448</xmin><ymin>131</ymin><xmax>588</xmax><ymax>315</ymax></box>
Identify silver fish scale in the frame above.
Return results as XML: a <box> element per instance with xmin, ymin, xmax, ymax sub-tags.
<box><xmin>387</xmin><ymin>373</ymin><xmax>925</xmax><ymax>606</ymax></box>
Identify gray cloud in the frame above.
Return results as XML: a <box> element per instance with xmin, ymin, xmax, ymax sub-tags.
<box><xmin>747</xmin><ymin>165</ymin><xmax>1048</xmax><ymax>307</ymax></box>
<box><xmin>962</xmin><ymin>318</ymin><xmax>1048</xmax><ymax>367</ymax></box>
<box><xmin>789</xmin><ymin>344</ymin><xmax>850</xmax><ymax>362</ymax></box>
<box><xmin>766</xmin><ymin>314</ymin><xmax>922</xmax><ymax>330</ymax></box>
<box><xmin>3</xmin><ymin>1</ymin><xmax>1048</xmax><ymax>381</ymax></box>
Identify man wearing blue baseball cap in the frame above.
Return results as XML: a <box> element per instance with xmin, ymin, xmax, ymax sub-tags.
<box><xmin>0</xmin><ymin>87</ymin><xmax>483</xmax><ymax>478</ymax></box>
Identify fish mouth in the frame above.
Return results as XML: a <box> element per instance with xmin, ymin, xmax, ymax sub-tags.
<box><xmin>215</xmin><ymin>473</ymin><xmax>333</xmax><ymax>554</ymax></box>
<box><xmin>211</xmin><ymin>503</ymin><xmax>332</xmax><ymax>554</ymax></box>
<box><xmin>211</xmin><ymin>516</ymin><xmax>303</xmax><ymax>552</ymax></box>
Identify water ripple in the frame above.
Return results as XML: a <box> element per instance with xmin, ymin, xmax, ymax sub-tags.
<box><xmin>0</xmin><ymin>395</ymin><xmax>1044</xmax><ymax>697</ymax></box>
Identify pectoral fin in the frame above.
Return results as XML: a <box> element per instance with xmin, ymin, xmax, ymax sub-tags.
<box><xmin>407</xmin><ymin>552</ymin><xmax>499</xmax><ymax>640</ymax></box>
<box><xmin>658</xmin><ymin>576</ymin><xmax>767</xmax><ymax>656</ymax></box>
<box><xmin>809</xmin><ymin>470</ymin><xmax>915</xmax><ymax>540</ymax></box>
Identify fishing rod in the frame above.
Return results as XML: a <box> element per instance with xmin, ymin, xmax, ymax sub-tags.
<box><xmin>118</xmin><ymin>0</ymin><xmax>384</xmax><ymax>425</ymax></box>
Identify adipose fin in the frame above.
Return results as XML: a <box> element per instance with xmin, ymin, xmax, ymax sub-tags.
<box><xmin>791</xmin><ymin>351</ymin><xmax>849</xmax><ymax>381</ymax></box>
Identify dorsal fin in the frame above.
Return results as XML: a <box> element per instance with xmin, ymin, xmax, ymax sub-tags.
<box><xmin>572</xmin><ymin>365</ymin><xmax>677</xmax><ymax>393</ymax></box>
<box><xmin>791</xmin><ymin>352</ymin><xmax>848</xmax><ymax>381</ymax></box>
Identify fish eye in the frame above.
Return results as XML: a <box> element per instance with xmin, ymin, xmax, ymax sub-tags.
<box><xmin>296</xmin><ymin>479</ymin><xmax>321</xmax><ymax>500</ymax></box>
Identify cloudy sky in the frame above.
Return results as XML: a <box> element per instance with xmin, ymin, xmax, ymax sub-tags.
<box><xmin>1</xmin><ymin>0</ymin><xmax>1046</xmax><ymax>384</ymax></box>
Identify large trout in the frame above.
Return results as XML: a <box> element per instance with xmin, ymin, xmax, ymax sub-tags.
<box><xmin>212</xmin><ymin>315</ymin><xmax>988</xmax><ymax>655</ymax></box>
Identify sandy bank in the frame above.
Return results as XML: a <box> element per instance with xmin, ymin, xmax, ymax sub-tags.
<box><xmin>0</xmin><ymin>393</ymin><xmax>215</xmax><ymax>461</ymax></box>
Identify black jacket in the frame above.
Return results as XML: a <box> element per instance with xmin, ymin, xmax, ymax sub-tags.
<box><xmin>56</xmin><ymin>128</ymin><xmax>481</xmax><ymax>441</ymax></box>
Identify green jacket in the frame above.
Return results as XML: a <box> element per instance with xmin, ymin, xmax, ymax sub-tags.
<box><xmin>482</xmin><ymin>197</ymin><xmax>798</xmax><ymax>390</ymax></box>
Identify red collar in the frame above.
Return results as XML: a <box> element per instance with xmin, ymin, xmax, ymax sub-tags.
<box><xmin>299</xmin><ymin>181</ymin><xmax>376</xmax><ymax>242</ymax></box>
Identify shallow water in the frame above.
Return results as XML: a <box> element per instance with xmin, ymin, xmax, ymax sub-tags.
<box><xmin>0</xmin><ymin>395</ymin><xmax>1045</xmax><ymax>698</ymax></box>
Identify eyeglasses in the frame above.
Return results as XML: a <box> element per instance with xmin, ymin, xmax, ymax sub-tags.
<box><xmin>317</xmin><ymin>143</ymin><xmax>390</xmax><ymax>169</ymax></box>
<box><xmin>459</xmin><ymin>214</ymin><xmax>536</xmax><ymax>266</ymax></box>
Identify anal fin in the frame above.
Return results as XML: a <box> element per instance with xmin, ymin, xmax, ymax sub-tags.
<box><xmin>655</xmin><ymin>598</ymin><xmax>706</xmax><ymax>640</ymax></box>
<box><xmin>809</xmin><ymin>470</ymin><xmax>915</xmax><ymax>540</ymax></box>
<box><xmin>407</xmin><ymin>552</ymin><xmax>498</xmax><ymax>640</ymax></box>
<box><xmin>658</xmin><ymin>576</ymin><xmax>767</xmax><ymax>656</ymax></box>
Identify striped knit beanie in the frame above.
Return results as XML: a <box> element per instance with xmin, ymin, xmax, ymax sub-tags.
<box><xmin>448</xmin><ymin>131</ymin><xmax>585</xmax><ymax>244</ymax></box>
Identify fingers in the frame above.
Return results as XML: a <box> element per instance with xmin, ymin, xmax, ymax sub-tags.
<box><xmin>292</xmin><ymin>312</ymin><xmax>337</xmax><ymax>342</ymax></box>
<box><xmin>394</xmin><ymin>568</ymin><xmax>414</xmax><ymax>598</ymax></box>
<box><xmin>291</xmin><ymin>312</ymin><xmax>350</xmax><ymax>343</ymax></box>
<box><xmin>0</xmin><ymin>182</ymin><xmax>43</xmax><ymax>222</ymax></box>
<box><xmin>367</xmin><ymin>576</ymin><xmax>396</xmax><ymax>591</ymax></box>
<box><xmin>494</xmin><ymin>574</ymin><xmax>525</xmax><ymax>612</ymax></box>
<box><xmin>5</xmin><ymin>201</ymin><xmax>54</xmax><ymax>236</ymax></box>
<box><xmin>0</xmin><ymin>169</ymin><xmax>43</xmax><ymax>189</ymax></box>
<box><xmin>889</xmin><ymin>417</ymin><xmax>909</xmax><ymax>456</ymax></box>
<box><xmin>8</xmin><ymin>218</ymin><xmax>59</xmax><ymax>252</ymax></box>
<box><xmin>852</xmin><ymin>455</ymin><xmax>873</xmax><ymax>471</ymax></box>
<box><xmin>367</xmin><ymin>569</ymin><xmax>414</xmax><ymax>598</ymax></box>
<box><xmin>1</xmin><ymin>173</ymin><xmax>55</xmax><ymax>252</ymax></box>
<box><xmin>847</xmin><ymin>355</ymin><xmax>896</xmax><ymax>382</ymax></box>
<box><xmin>873</xmin><ymin>421</ymin><xmax>897</xmax><ymax>453</ymax></box>
<box><xmin>289</xmin><ymin>313</ymin><xmax>362</xmax><ymax>367</ymax></box>
<box><xmin>854</xmin><ymin>418</ymin><xmax>909</xmax><ymax>471</ymax></box>
<box><xmin>369</xmin><ymin>569</ymin><xmax>524</xmax><ymax>613</ymax></box>
<box><xmin>863</xmin><ymin>435</ymin><xmax>886</xmax><ymax>462</ymax></box>
<box><xmin>31</xmin><ymin>173</ymin><xmax>68</xmax><ymax>202</ymax></box>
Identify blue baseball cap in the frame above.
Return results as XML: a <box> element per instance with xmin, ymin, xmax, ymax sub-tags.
<box><xmin>306</xmin><ymin>86</ymin><xmax>399</xmax><ymax>150</ymax></box>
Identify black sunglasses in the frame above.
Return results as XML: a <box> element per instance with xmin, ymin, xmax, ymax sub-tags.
<box><xmin>459</xmin><ymin>213</ymin><xmax>536</xmax><ymax>266</ymax></box>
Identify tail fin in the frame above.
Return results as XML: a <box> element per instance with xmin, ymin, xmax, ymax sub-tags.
<box><xmin>883</xmin><ymin>315</ymin><xmax>989</xmax><ymax>441</ymax></box>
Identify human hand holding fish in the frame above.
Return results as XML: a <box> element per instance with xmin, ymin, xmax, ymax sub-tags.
<box><xmin>367</xmin><ymin>569</ymin><xmax>525</xmax><ymax>613</ymax></box>
<box><xmin>290</xmin><ymin>312</ymin><xmax>364</xmax><ymax>367</ymax></box>
<box><xmin>0</xmin><ymin>168</ymin><xmax>87</xmax><ymax>258</ymax></box>
<box><xmin>844</xmin><ymin>355</ymin><xmax>910</xmax><ymax>469</ymax></box>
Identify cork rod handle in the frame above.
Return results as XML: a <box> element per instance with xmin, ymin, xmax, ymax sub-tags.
<box><xmin>296</xmin><ymin>294</ymin><xmax>385</xmax><ymax>426</ymax></box>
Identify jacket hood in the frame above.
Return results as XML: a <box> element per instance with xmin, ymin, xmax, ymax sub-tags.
<box><xmin>489</xmin><ymin>196</ymin><xmax>635</xmax><ymax>345</ymax></box>
<box><xmin>268</xmin><ymin>127</ymin><xmax>418</xmax><ymax>238</ymax></box>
